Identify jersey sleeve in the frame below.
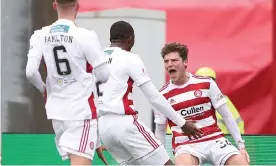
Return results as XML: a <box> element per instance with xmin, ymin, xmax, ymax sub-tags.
<box><xmin>26</xmin><ymin>30</ymin><xmax>45</xmax><ymax>93</ymax></box>
<box><xmin>126</xmin><ymin>54</ymin><xmax>151</xmax><ymax>86</ymax></box>
<box><xmin>209</xmin><ymin>79</ymin><xmax>227</xmax><ymax>109</ymax></box>
<box><xmin>154</xmin><ymin>109</ymin><xmax>167</xmax><ymax>124</ymax></box>
<box><xmin>153</xmin><ymin>89</ymin><xmax>168</xmax><ymax>125</ymax></box>
<box><xmin>83</xmin><ymin>30</ymin><xmax>107</xmax><ymax>69</ymax></box>
<box><xmin>27</xmin><ymin>30</ymin><xmax>43</xmax><ymax>60</ymax></box>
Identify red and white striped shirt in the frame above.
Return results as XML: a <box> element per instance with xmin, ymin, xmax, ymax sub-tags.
<box><xmin>154</xmin><ymin>73</ymin><xmax>227</xmax><ymax>149</ymax></box>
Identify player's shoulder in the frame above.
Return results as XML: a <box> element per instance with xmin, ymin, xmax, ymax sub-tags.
<box><xmin>77</xmin><ymin>27</ymin><xmax>96</xmax><ymax>34</ymax></box>
<box><xmin>30</xmin><ymin>30</ymin><xmax>41</xmax><ymax>39</ymax></box>
<box><xmin>126</xmin><ymin>52</ymin><xmax>143</xmax><ymax>62</ymax></box>
<box><xmin>31</xmin><ymin>25</ymin><xmax>54</xmax><ymax>37</ymax></box>
<box><xmin>190</xmin><ymin>73</ymin><xmax>214</xmax><ymax>89</ymax></box>
<box><xmin>191</xmin><ymin>73</ymin><xmax>212</xmax><ymax>82</ymax></box>
<box><xmin>115</xmin><ymin>49</ymin><xmax>142</xmax><ymax>63</ymax></box>
<box><xmin>159</xmin><ymin>81</ymin><xmax>171</xmax><ymax>94</ymax></box>
<box><xmin>40</xmin><ymin>25</ymin><xmax>53</xmax><ymax>33</ymax></box>
<box><xmin>29</xmin><ymin>26</ymin><xmax>48</xmax><ymax>41</ymax></box>
<box><xmin>75</xmin><ymin>28</ymin><xmax>98</xmax><ymax>38</ymax></box>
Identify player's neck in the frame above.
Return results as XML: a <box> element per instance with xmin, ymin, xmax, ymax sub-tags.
<box><xmin>110</xmin><ymin>43</ymin><xmax>130</xmax><ymax>51</ymax></box>
<box><xmin>57</xmin><ymin>13</ymin><xmax>76</xmax><ymax>23</ymax></box>
<box><xmin>172</xmin><ymin>74</ymin><xmax>189</xmax><ymax>86</ymax></box>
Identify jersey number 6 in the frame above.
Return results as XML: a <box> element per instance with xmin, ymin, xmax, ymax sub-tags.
<box><xmin>53</xmin><ymin>46</ymin><xmax>71</xmax><ymax>75</ymax></box>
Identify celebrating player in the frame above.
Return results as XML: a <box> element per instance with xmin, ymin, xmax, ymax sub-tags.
<box><xmin>25</xmin><ymin>0</ymin><xmax>109</xmax><ymax>165</ymax></box>
<box><xmin>154</xmin><ymin>42</ymin><xmax>250</xmax><ymax>165</ymax></box>
<box><xmin>94</xmin><ymin>21</ymin><xmax>202</xmax><ymax>165</ymax></box>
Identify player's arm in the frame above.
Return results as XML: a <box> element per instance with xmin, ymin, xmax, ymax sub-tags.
<box><xmin>95</xmin><ymin>133</ymin><xmax>108</xmax><ymax>165</ymax></box>
<box><xmin>126</xmin><ymin>56</ymin><xmax>202</xmax><ymax>138</ymax></box>
<box><xmin>227</xmin><ymin>97</ymin><xmax>245</xmax><ymax>134</ymax></box>
<box><xmin>154</xmin><ymin>110</ymin><xmax>167</xmax><ymax>146</ymax></box>
<box><xmin>209</xmin><ymin>79</ymin><xmax>245</xmax><ymax>149</ymax></box>
<box><xmin>126</xmin><ymin>55</ymin><xmax>186</xmax><ymax>127</ymax></box>
<box><xmin>25</xmin><ymin>30</ymin><xmax>45</xmax><ymax>93</ymax></box>
<box><xmin>83</xmin><ymin>30</ymin><xmax>109</xmax><ymax>83</ymax></box>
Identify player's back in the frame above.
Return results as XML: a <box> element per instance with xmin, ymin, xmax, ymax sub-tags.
<box><xmin>38</xmin><ymin>19</ymin><xmax>99</xmax><ymax>120</ymax></box>
<box><xmin>96</xmin><ymin>47</ymin><xmax>137</xmax><ymax>116</ymax></box>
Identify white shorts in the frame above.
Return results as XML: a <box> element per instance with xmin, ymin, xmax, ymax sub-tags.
<box><xmin>98</xmin><ymin>114</ymin><xmax>170</xmax><ymax>165</ymax></box>
<box><xmin>52</xmin><ymin>119</ymin><xmax>98</xmax><ymax>160</ymax></box>
<box><xmin>174</xmin><ymin>137</ymin><xmax>240</xmax><ymax>165</ymax></box>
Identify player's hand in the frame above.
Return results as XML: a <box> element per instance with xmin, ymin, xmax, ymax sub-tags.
<box><xmin>42</xmin><ymin>87</ymin><xmax>47</xmax><ymax>102</ymax></box>
<box><xmin>96</xmin><ymin>145</ymin><xmax>108</xmax><ymax>165</ymax></box>
<box><xmin>181</xmin><ymin>120</ymin><xmax>203</xmax><ymax>140</ymax></box>
<box><xmin>240</xmin><ymin>148</ymin><xmax>250</xmax><ymax>164</ymax></box>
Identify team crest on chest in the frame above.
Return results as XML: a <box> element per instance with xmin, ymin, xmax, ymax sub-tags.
<box><xmin>194</xmin><ymin>90</ymin><xmax>202</xmax><ymax>97</ymax></box>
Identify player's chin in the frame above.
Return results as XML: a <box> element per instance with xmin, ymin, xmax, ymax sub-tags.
<box><xmin>170</xmin><ymin>78</ymin><xmax>178</xmax><ymax>83</ymax></box>
<box><xmin>169</xmin><ymin>74</ymin><xmax>178</xmax><ymax>81</ymax></box>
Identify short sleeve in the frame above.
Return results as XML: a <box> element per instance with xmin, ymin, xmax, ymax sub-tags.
<box><xmin>209</xmin><ymin>79</ymin><xmax>227</xmax><ymax>109</ymax></box>
<box><xmin>27</xmin><ymin>30</ymin><xmax>43</xmax><ymax>60</ymax></box>
<box><xmin>126</xmin><ymin>54</ymin><xmax>151</xmax><ymax>86</ymax></box>
<box><xmin>154</xmin><ymin>109</ymin><xmax>167</xmax><ymax>124</ymax></box>
<box><xmin>83</xmin><ymin>30</ymin><xmax>106</xmax><ymax>69</ymax></box>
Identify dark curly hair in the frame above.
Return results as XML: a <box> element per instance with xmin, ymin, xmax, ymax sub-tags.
<box><xmin>161</xmin><ymin>42</ymin><xmax>188</xmax><ymax>61</ymax></box>
<box><xmin>110</xmin><ymin>21</ymin><xmax>134</xmax><ymax>42</ymax></box>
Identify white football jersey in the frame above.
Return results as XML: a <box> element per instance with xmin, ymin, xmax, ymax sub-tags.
<box><xmin>27</xmin><ymin>19</ymin><xmax>106</xmax><ymax>120</ymax></box>
<box><xmin>94</xmin><ymin>47</ymin><xmax>151</xmax><ymax>116</ymax></box>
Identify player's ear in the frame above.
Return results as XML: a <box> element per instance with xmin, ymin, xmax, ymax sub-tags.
<box><xmin>128</xmin><ymin>36</ymin><xmax>132</xmax><ymax>42</ymax></box>
<box><xmin>53</xmin><ymin>1</ymin><xmax>57</xmax><ymax>10</ymax></box>
<box><xmin>128</xmin><ymin>36</ymin><xmax>134</xmax><ymax>46</ymax></box>
<box><xmin>183</xmin><ymin>59</ymin><xmax>188</xmax><ymax>69</ymax></box>
<box><xmin>76</xmin><ymin>2</ymin><xmax>79</xmax><ymax>12</ymax></box>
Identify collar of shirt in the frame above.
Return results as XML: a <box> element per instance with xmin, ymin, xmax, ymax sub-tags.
<box><xmin>55</xmin><ymin>19</ymin><xmax>76</xmax><ymax>26</ymax></box>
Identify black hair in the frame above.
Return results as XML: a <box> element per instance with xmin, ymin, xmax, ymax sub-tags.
<box><xmin>56</xmin><ymin>0</ymin><xmax>76</xmax><ymax>5</ymax></box>
<box><xmin>110</xmin><ymin>21</ymin><xmax>134</xmax><ymax>42</ymax></box>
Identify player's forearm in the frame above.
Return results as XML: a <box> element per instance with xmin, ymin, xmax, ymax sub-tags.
<box><xmin>26</xmin><ymin>57</ymin><xmax>45</xmax><ymax>93</ymax></box>
<box><xmin>96</xmin><ymin>134</ymin><xmax>102</xmax><ymax>149</ymax></box>
<box><xmin>26</xmin><ymin>71</ymin><xmax>45</xmax><ymax>93</ymax></box>
<box><xmin>155</xmin><ymin>123</ymin><xmax>166</xmax><ymax>146</ymax></box>
<box><xmin>217</xmin><ymin>104</ymin><xmax>245</xmax><ymax>149</ymax></box>
<box><xmin>139</xmin><ymin>81</ymin><xmax>186</xmax><ymax>127</ymax></box>
<box><xmin>93</xmin><ymin>63</ymin><xmax>109</xmax><ymax>83</ymax></box>
<box><xmin>151</xmin><ymin>94</ymin><xmax>186</xmax><ymax>127</ymax></box>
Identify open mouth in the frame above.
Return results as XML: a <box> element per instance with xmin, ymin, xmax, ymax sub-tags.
<box><xmin>169</xmin><ymin>69</ymin><xmax>177</xmax><ymax>74</ymax></box>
